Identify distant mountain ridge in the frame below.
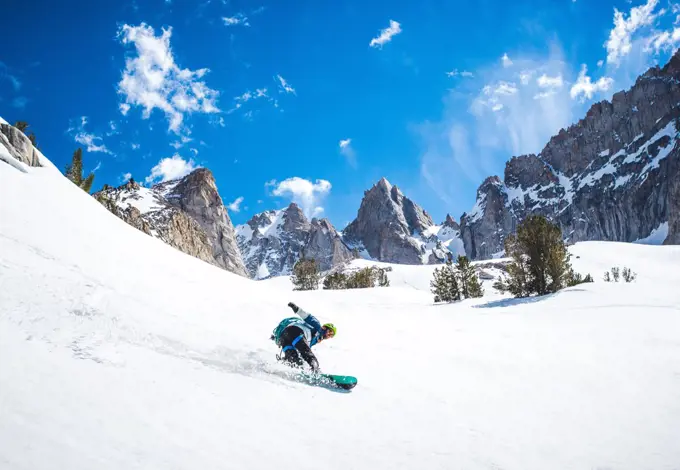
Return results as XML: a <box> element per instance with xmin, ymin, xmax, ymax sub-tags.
<box><xmin>235</xmin><ymin>203</ymin><xmax>353</xmax><ymax>279</ymax></box>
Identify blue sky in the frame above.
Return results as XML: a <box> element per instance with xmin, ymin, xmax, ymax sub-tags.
<box><xmin>2</xmin><ymin>0</ymin><xmax>680</xmax><ymax>228</ymax></box>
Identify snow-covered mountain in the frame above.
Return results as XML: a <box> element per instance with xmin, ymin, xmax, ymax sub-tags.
<box><xmin>3</xmin><ymin>133</ymin><xmax>680</xmax><ymax>469</ymax></box>
<box><xmin>235</xmin><ymin>203</ymin><xmax>353</xmax><ymax>279</ymax></box>
<box><xmin>94</xmin><ymin>171</ymin><xmax>248</xmax><ymax>277</ymax></box>
<box><xmin>461</xmin><ymin>50</ymin><xmax>680</xmax><ymax>259</ymax></box>
<box><xmin>342</xmin><ymin>178</ymin><xmax>465</xmax><ymax>264</ymax></box>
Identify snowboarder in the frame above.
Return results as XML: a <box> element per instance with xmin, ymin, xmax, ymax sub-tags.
<box><xmin>271</xmin><ymin>302</ymin><xmax>336</xmax><ymax>372</ymax></box>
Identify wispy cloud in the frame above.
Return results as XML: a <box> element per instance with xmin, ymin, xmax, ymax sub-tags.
<box><xmin>0</xmin><ymin>61</ymin><xmax>22</xmax><ymax>91</ymax></box>
<box><xmin>339</xmin><ymin>138</ymin><xmax>357</xmax><ymax>168</ymax></box>
<box><xmin>270</xmin><ymin>177</ymin><xmax>332</xmax><ymax>218</ymax></box>
<box><xmin>170</xmin><ymin>134</ymin><xmax>193</xmax><ymax>149</ymax></box>
<box><xmin>223</xmin><ymin>13</ymin><xmax>250</xmax><ymax>26</ymax></box>
<box><xmin>69</xmin><ymin>116</ymin><xmax>113</xmax><ymax>154</ymax></box>
<box><xmin>446</xmin><ymin>69</ymin><xmax>474</xmax><ymax>78</ymax></box>
<box><xmin>536</xmin><ymin>73</ymin><xmax>564</xmax><ymax>89</ymax></box>
<box><xmin>501</xmin><ymin>53</ymin><xmax>513</xmax><ymax>68</ymax></box>
<box><xmin>12</xmin><ymin>97</ymin><xmax>28</xmax><ymax>109</ymax></box>
<box><xmin>275</xmin><ymin>75</ymin><xmax>295</xmax><ymax>95</ymax></box>
<box><xmin>369</xmin><ymin>20</ymin><xmax>402</xmax><ymax>48</ymax></box>
<box><xmin>227</xmin><ymin>196</ymin><xmax>244</xmax><ymax>212</ymax></box>
<box><xmin>117</xmin><ymin>23</ymin><xmax>220</xmax><ymax>134</ymax></box>
<box><xmin>145</xmin><ymin>154</ymin><xmax>198</xmax><ymax>184</ymax></box>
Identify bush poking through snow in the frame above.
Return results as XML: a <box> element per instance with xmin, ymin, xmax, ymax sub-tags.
<box><xmin>604</xmin><ymin>266</ymin><xmax>637</xmax><ymax>283</ymax></box>
<box><xmin>291</xmin><ymin>258</ymin><xmax>320</xmax><ymax>291</ymax></box>
<box><xmin>323</xmin><ymin>266</ymin><xmax>390</xmax><ymax>290</ymax></box>
<box><xmin>567</xmin><ymin>271</ymin><xmax>594</xmax><ymax>287</ymax></box>
<box><xmin>493</xmin><ymin>215</ymin><xmax>585</xmax><ymax>298</ymax></box>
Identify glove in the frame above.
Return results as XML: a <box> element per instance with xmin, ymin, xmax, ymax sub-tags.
<box><xmin>287</xmin><ymin>302</ymin><xmax>298</xmax><ymax>312</ymax></box>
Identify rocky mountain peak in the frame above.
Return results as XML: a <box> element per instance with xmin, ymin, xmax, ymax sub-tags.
<box><xmin>343</xmin><ymin>178</ymin><xmax>457</xmax><ymax>264</ymax></box>
<box><xmin>95</xmin><ymin>170</ymin><xmax>248</xmax><ymax>277</ymax></box>
<box><xmin>281</xmin><ymin>203</ymin><xmax>310</xmax><ymax>232</ymax></box>
<box><xmin>235</xmin><ymin>205</ymin><xmax>352</xmax><ymax>279</ymax></box>
<box><xmin>443</xmin><ymin>214</ymin><xmax>460</xmax><ymax>230</ymax></box>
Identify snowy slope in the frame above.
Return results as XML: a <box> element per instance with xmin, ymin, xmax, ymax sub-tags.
<box><xmin>2</xmin><ymin>151</ymin><xmax>680</xmax><ymax>469</ymax></box>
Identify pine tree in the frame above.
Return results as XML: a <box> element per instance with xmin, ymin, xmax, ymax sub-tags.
<box><xmin>291</xmin><ymin>258</ymin><xmax>320</xmax><ymax>291</ymax></box>
<box><xmin>64</xmin><ymin>148</ymin><xmax>95</xmax><ymax>193</ymax></box>
<box><xmin>14</xmin><ymin>121</ymin><xmax>29</xmax><ymax>132</ymax></box>
<box><xmin>495</xmin><ymin>216</ymin><xmax>576</xmax><ymax>298</ymax></box>
<box><xmin>456</xmin><ymin>255</ymin><xmax>483</xmax><ymax>298</ymax></box>
<box><xmin>430</xmin><ymin>258</ymin><xmax>460</xmax><ymax>303</ymax></box>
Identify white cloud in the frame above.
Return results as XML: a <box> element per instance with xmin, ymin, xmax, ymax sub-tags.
<box><xmin>223</xmin><ymin>14</ymin><xmax>249</xmax><ymax>26</ymax></box>
<box><xmin>446</xmin><ymin>69</ymin><xmax>474</xmax><ymax>78</ymax></box>
<box><xmin>519</xmin><ymin>70</ymin><xmax>534</xmax><ymax>85</ymax></box>
<box><xmin>117</xmin><ymin>23</ymin><xmax>220</xmax><ymax>134</ymax></box>
<box><xmin>570</xmin><ymin>64</ymin><xmax>614</xmax><ymax>101</ymax></box>
<box><xmin>648</xmin><ymin>26</ymin><xmax>680</xmax><ymax>52</ymax></box>
<box><xmin>120</xmin><ymin>172</ymin><xmax>133</xmax><ymax>183</ymax></box>
<box><xmin>369</xmin><ymin>20</ymin><xmax>402</xmax><ymax>48</ymax></box>
<box><xmin>597</xmin><ymin>59</ymin><xmax>604</xmax><ymax>67</ymax></box>
<box><xmin>170</xmin><ymin>134</ymin><xmax>193</xmax><ymax>149</ymax></box>
<box><xmin>227</xmin><ymin>196</ymin><xmax>244</xmax><ymax>212</ymax></box>
<box><xmin>271</xmin><ymin>177</ymin><xmax>332</xmax><ymax>218</ymax></box>
<box><xmin>606</xmin><ymin>0</ymin><xmax>659</xmax><ymax>66</ymax></box>
<box><xmin>339</xmin><ymin>138</ymin><xmax>357</xmax><ymax>168</ymax></box>
<box><xmin>502</xmin><ymin>53</ymin><xmax>513</xmax><ymax>67</ymax></box>
<box><xmin>69</xmin><ymin>116</ymin><xmax>113</xmax><ymax>154</ymax></box>
<box><xmin>536</xmin><ymin>73</ymin><xmax>564</xmax><ymax>89</ymax></box>
<box><xmin>131</xmin><ymin>143</ymin><xmax>141</xmax><ymax>150</ymax></box>
<box><xmin>107</xmin><ymin>120</ymin><xmax>120</xmax><ymax>136</ymax></box>
<box><xmin>92</xmin><ymin>161</ymin><xmax>102</xmax><ymax>173</ymax></box>
<box><xmin>533</xmin><ymin>90</ymin><xmax>558</xmax><ymax>100</ymax></box>
<box><xmin>145</xmin><ymin>154</ymin><xmax>198</xmax><ymax>184</ymax></box>
<box><xmin>275</xmin><ymin>75</ymin><xmax>296</xmax><ymax>95</ymax></box>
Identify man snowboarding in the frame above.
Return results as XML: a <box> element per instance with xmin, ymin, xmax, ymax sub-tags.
<box><xmin>271</xmin><ymin>302</ymin><xmax>336</xmax><ymax>372</ymax></box>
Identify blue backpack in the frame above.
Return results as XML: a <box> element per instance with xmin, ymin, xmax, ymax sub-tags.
<box><xmin>272</xmin><ymin>317</ymin><xmax>302</xmax><ymax>345</ymax></box>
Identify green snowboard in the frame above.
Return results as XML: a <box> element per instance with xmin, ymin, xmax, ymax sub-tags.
<box><xmin>300</xmin><ymin>372</ymin><xmax>358</xmax><ymax>390</ymax></box>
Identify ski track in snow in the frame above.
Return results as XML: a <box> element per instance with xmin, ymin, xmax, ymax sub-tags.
<box><xmin>1</xmin><ymin>147</ymin><xmax>680</xmax><ymax>469</ymax></box>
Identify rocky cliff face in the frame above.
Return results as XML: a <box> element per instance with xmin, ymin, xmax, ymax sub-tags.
<box><xmin>0</xmin><ymin>121</ymin><xmax>42</xmax><ymax>169</ymax></box>
<box><xmin>343</xmin><ymin>178</ymin><xmax>465</xmax><ymax>264</ymax></box>
<box><xmin>461</xmin><ymin>50</ymin><xmax>680</xmax><ymax>258</ymax></box>
<box><xmin>94</xmin><ymin>171</ymin><xmax>248</xmax><ymax>277</ymax></box>
<box><xmin>235</xmin><ymin>203</ymin><xmax>353</xmax><ymax>279</ymax></box>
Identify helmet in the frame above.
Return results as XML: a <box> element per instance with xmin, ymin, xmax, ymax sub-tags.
<box><xmin>323</xmin><ymin>323</ymin><xmax>337</xmax><ymax>338</ymax></box>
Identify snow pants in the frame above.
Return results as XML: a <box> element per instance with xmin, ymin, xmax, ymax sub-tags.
<box><xmin>278</xmin><ymin>325</ymin><xmax>319</xmax><ymax>371</ymax></box>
